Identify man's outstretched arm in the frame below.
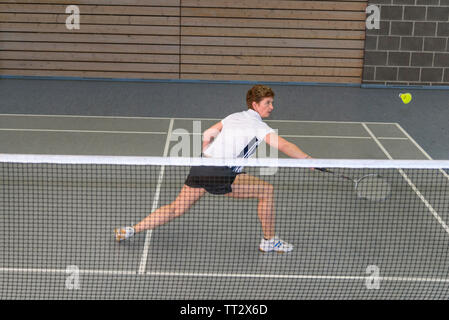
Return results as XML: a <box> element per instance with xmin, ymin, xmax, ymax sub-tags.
<box><xmin>265</xmin><ymin>132</ymin><xmax>311</xmax><ymax>159</ymax></box>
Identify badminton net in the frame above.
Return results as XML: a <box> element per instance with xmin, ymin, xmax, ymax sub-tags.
<box><xmin>1</xmin><ymin>154</ymin><xmax>449</xmax><ymax>299</ymax></box>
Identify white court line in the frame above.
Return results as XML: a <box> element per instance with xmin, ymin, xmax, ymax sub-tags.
<box><xmin>362</xmin><ymin>123</ymin><xmax>449</xmax><ymax>237</ymax></box>
<box><xmin>266</xmin><ymin>120</ymin><xmax>398</xmax><ymax>125</ymax></box>
<box><xmin>0</xmin><ymin>113</ymin><xmax>171</xmax><ymax>121</ymax></box>
<box><xmin>137</xmin><ymin>118</ymin><xmax>174</xmax><ymax>275</ymax></box>
<box><xmin>0</xmin><ymin>128</ymin><xmax>167</xmax><ymax>135</ymax></box>
<box><xmin>0</xmin><ymin>113</ymin><xmax>397</xmax><ymax>125</ymax></box>
<box><xmin>145</xmin><ymin>271</ymin><xmax>449</xmax><ymax>283</ymax></box>
<box><xmin>394</xmin><ymin>123</ymin><xmax>449</xmax><ymax>182</ymax></box>
<box><xmin>0</xmin><ymin>268</ymin><xmax>136</xmax><ymax>276</ymax></box>
<box><xmin>175</xmin><ymin>132</ymin><xmax>408</xmax><ymax>140</ymax></box>
<box><xmin>0</xmin><ymin>130</ymin><xmax>407</xmax><ymax>140</ymax></box>
<box><xmin>0</xmin><ymin>114</ymin><xmax>405</xmax><ymax>140</ymax></box>
<box><xmin>377</xmin><ymin>137</ymin><xmax>409</xmax><ymax>140</ymax></box>
<box><xmin>1</xmin><ymin>267</ymin><xmax>449</xmax><ymax>284</ymax></box>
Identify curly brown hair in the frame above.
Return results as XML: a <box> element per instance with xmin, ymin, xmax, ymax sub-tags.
<box><xmin>246</xmin><ymin>85</ymin><xmax>275</xmax><ymax>110</ymax></box>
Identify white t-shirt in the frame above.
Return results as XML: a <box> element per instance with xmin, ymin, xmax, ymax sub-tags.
<box><xmin>204</xmin><ymin>109</ymin><xmax>274</xmax><ymax>171</ymax></box>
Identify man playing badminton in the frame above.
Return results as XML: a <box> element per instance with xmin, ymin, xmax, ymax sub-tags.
<box><xmin>115</xmin><ymin>85</ymin><xmax>312</xmax><ymax>253</ymax></box>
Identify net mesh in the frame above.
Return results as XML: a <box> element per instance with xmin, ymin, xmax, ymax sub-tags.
<box><xmin>1</xmin><ymin>155</ymin><xmax>449</xmax><ymax>299</ymax></box>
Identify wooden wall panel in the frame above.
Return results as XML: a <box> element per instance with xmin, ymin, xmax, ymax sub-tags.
<box><xmin>0</xmin><ymin>0</ymin><xmax>367</xmax><ymax>84</ymax></box>
<box><xmin>180</xmin><ymin>0</ymin><xmax>367</xmax><ymax>84</ymax></box>
<box><xmin>0</xmin><ymin>1</ymin><xmax>181</xmax><ymax>79</ymax></box>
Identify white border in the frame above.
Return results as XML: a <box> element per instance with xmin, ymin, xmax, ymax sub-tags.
<box><xmin>1</xmin><ymin>153</ymin><xmax>449</xmax><ymax>169</ymax></box>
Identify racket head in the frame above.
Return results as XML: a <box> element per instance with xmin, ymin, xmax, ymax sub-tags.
<box><xmin>354</xmin><ymin>174</ymin><xmax>391</xmax><ymax>202</ymax></box>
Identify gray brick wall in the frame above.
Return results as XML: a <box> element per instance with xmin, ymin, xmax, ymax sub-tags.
<box><xmin>364</xmin><ymin>0</ymin><xmax>449</xmax><ymax>86</ymax></box>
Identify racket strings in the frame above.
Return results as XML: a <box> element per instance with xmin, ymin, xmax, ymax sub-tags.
<box><xmin>355</xmin><ymin>175</ymin><xmax>391</xmax><ymax>201</ymax></box>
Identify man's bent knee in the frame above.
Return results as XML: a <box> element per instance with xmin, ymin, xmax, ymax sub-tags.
<box><xmin>261</xmin><ymin>183</ymin><xmax>274</xmax><ymax>198</ymax></box>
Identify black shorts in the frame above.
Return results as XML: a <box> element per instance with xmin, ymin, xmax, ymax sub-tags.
<box><xmin>184</xmin><ymin>166</ymin><xmax>242</xmax><ymax>195</ymax></box>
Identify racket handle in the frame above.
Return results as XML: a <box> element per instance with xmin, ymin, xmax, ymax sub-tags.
<box><xmin>315</xmin><ymin>167</ymin><xmax>354</xmax><ymax>183</ymax></box>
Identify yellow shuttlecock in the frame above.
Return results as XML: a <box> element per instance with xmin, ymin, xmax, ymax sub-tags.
<box><xmin>399</xmin><ymin>93</ymin><xmax>412</xmax><ymax>104</ymax></box>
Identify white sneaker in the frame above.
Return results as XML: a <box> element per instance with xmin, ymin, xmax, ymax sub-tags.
<box><xmin>259</xmin><ymin>236</ymin><xmax>293</xmax><ymax>253</ymax></box>
<box><xmin>114</xmin><ymin>227</ymin><xmax>135</xmax><ymax>242</ymax></box>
